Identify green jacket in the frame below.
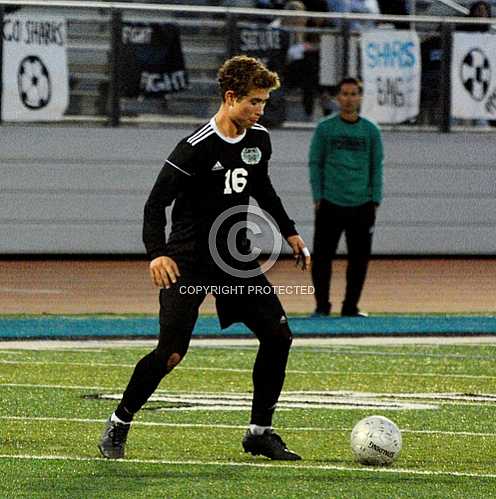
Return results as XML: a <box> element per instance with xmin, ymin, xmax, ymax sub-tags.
<box><xmin>308</xmin><ymin>114</ymin><xmax>384</xmax><ymax>206</ymax></box>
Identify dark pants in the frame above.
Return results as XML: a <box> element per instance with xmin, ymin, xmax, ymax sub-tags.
<box><xmin>311</xmin><ymin>200</ymin><xmax>376</xmax><ymax>314</ymax></box>
<box><xmin>117</xmin><ymin>273</ymin><xmax>292</xmax><ymax>427</ymax></box>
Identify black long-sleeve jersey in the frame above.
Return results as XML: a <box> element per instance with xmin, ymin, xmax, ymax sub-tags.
<box><xmin>143</xmin><ymin>117</ymin><xmax>298</xmax><ymax>274</ymax></box>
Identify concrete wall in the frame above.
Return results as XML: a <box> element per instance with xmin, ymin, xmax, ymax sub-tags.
<box><xmin>1</xmin><ymin>125</ymin><xmax>495</xmax><ymax>255</ymax></box>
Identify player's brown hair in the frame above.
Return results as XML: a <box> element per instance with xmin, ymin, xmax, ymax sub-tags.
<box><xmin>217</xmin><ymin>55</ymin><xmax>280</xmax><ymax>101</ymax></box>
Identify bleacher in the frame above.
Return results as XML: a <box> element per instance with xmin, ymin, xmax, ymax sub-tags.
<box><xmin>66</xmin><ymin>10</ymin><xmax>319</xmax><ymax>121</ymax></box>
<box><xmin>60</xmin><ymin>1</ymin><xmax>467</xmax><ymax>123</ymax></box>
<box><xmin>66</xmin><ymin>10</ymin><xmax>226</xmax><ymax>119</ymax></box>
<box><xmin>65</xmin><ymin>1</ymin><xmax>262</xmax><ymax>120</ymax></box>
<box><xmin>66</xmin><ymin>12</ymin><xmax>110</xmax><ymax>117</ymax></box>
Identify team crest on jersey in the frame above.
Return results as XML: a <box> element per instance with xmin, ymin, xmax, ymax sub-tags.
<box><xmin>241</xmin><ymin>147</ymin><xmax>262</xmax><ymax>165</ymax></box>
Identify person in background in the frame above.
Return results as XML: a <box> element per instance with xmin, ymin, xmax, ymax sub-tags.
<box><xmin>255</xmin><ymin>0</ymin><xmax>288</xmax><ymax>8</ymax></box>
<box><xmin>283</xmin><ymin>0</ymin><xmax>328</xmax><ymax>118</ymax></box>
<box><xmin>308</xmin><ymin>77</ymin><xmax>383</xmax><ymax>317</ymax></box>
<box><xmin>461</xmin><ymin>0</ymin><xmax>492</xmax><ymax>31</ymax></box>
<box><xmin>260</xmin><ymin>1</ymin><xmax>307</xmax><ymax>126</ymax></box>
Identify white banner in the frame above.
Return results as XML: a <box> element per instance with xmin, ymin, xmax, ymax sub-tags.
<box><xmin>451</xmin><ymin>33</ymin><xmax>496</xmax><ymax>119</ymax></box>
<box><xmin>360</xmin><ymin>30</ymin><xmax>421</xmax><ymax>124</ymax></box>
<box><xmin>2</xmin><ymin>13</ymin><xmax>69</xmax><ymax>121</ymax></box>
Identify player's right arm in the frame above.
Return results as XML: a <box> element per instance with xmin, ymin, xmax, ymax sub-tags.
<box><xmin>308</xmin><ymin>122</ymin><xmax>327</xmax><ymax>211</ymax></box>
<box><xmin>143</xmin><ymin>139</ymin><xmax>196</xmax><ymax>288</ymax></box>
<box><xmin>149</xmin><ymin>256</ymin><xmax>181</xmax><ymax>289</ymax></box>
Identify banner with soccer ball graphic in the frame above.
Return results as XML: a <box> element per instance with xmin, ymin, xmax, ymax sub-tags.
<box><xmin>2</xmin><ymin>13</ymin><xmax>68</xmax><ymax>121</ymax></box>
<box><xmin>451</xmin><ymin>33</ymin><xmax>496</xmax><ymax>119</ymax></box>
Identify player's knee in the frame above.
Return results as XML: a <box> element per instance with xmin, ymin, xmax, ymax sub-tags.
<box><xmin>154</xmin><ymin>349</ymin><xmax>183</xmax><ymax>374</ymax></box>
<box><xmin>266</xmin><ymin>322</ymin><xmax>293</xmax><ymax>349</ymax></box>
<box><xmin>166</xmin><ymin>352</ymin><xmax>182</xmax><ymax>370</ymax></box>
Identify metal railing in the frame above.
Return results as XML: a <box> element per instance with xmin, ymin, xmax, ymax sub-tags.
<box><xmin>1</xmin><ymin>0</ymin><xmax>495</xmax><ymax>131</ymax></box>
<box><xmin>2</xmin><ymin>0</ymin><xmax>493</xmax><ymax>25</ymax></box>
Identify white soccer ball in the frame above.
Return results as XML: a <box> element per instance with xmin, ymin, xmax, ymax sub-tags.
<box><xmin>350</xmin><ymin>415</ymin><xmax>402</xmax><ymax>466</ymax></box>
<box><xmin>18</xmin><ymin>56</ymin><xmax>51</xmax><ymax>110</ymax></box>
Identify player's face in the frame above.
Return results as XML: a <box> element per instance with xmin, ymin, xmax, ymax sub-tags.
<box><xmin>229</xmin><ymin>88</ymin><xmax>270</xmax><ymax>129</ymax></box>
<box><xmin>337</xmin><ymin>83</ymin><xmax>362</xmax><ymax>114</ymax></box>
<box><xmin>473</xmin><ymin>4</ymin><xmax>489</xmax><ymax>17</ymax></box>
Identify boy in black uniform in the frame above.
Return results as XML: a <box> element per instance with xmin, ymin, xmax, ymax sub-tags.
<box><xmin>98</xmin><ymin>55</ymin><xmax>311</xmax><ymax>461</ymax></box>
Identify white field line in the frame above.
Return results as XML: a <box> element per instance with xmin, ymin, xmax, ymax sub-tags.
<box><xmin>1</xmin><ymin>344</ymin><xmax>496</xmax><ymax>361</ymax></box>
<box><xmin>1</xmin><ymin>383</ymin><xmax>495</xmax><ymax>408</ymax></box>
<box><xmin>0</xmin><ymin>287</ymin><xmax>63</xmax><ymax>294</ymax></box>
<box><xmin>0</xmin><ymin>415</ymin><xmax>494</xmax><ymax>438</ymax></box>
<box><xmin>96</xmin><ymin>392</ymin><xmax>436</xmax><ymax>411</ymax></box>
<box><xmin>3</xmin><ymin>346</ymin><xmax>496</xmax><ymax>360</ymax></box>
<box><xmin>0</xmin><ymin>359</ymin><xmax>494</xmax><ymax>380</ymax></box>
<box><xmin>2</xmin><ymin>336</ymin><xmax>496</xmax><ymax>350</ymax></box>
<box><xmin>0</xmin><ymin>382</ymin><xmax>113</xmax><ymax>390</ymax></box>
<box><xmin>0</xmin><ymin>453</ymin><xmax>495</xmax><ymax>479</ymax></box>
<box><xmin>309</xmin><ymin>349</ymin><xmax>496</xmax><ymax>360</ymax></box>
<box><xmin>13</xmin><ymin>349</ymin><xmax>108</xmax><ymax>353</ymax></box>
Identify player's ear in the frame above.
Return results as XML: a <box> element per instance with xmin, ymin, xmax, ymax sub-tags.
<box><xmin>225</xmin><ymin>90</ymin><xmax>237</xmax><ymax>107</ymax></box>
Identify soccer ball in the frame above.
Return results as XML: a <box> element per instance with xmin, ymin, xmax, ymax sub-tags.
<box><xmin>461</xmin><ymin>48</ymin><xmax>491</xmax><ymax>102</ymax></box>
<box><xmin>350</xmin><ymin>415</ymin><xmax>402</xmax><ymax>466</ymax></box>
<box><xmin>17</xmin><ymin>55</ymin><xmax>51</xmax><ymax>110</ymax></box>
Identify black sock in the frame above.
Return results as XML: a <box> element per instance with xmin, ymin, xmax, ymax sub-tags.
<box><xmin>114</xmin><ymin>404</ymin><xmax>134</xmax><ymax>423</ymax></box>
<box><xmin>250</xmin><ymin>336</ymin><xmax>291</xmax><ymax>426</ymax></box>
<box><xmin>117</xmin><ymin>350</ymin><xmax>169</xmax><ymax>417</ymax></box>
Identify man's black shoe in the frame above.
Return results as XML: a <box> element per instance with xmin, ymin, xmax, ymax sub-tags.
<box><xmin>242</xmin><ymin>429</ymin><xmax>302</xmax><ymax>461</ymax></box>
<box><xmin>310</xmin><ymin>310</ymin><xmax>330</xmax><ymax>318</ymax></box>
<box><xmin>98</xmin><ymin>418</ymin><xmax>130</xmax><ymax>459</ymax></box>
<box><xmin>311</xmin><ymin>304</ymin><xmax>331</xmax><ymax>318</ymax></box>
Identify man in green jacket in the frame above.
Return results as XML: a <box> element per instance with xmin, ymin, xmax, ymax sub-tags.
<box><xmin>308</xmin><ymin>77</ymin><xmax>383</xmax><ymax>317</ymax></box>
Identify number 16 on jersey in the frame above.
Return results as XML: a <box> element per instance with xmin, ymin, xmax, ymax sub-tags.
<box><xmin>224</xmin><ymin>168</ymin><xmax>248</xmax><ymax>194</ymax></box>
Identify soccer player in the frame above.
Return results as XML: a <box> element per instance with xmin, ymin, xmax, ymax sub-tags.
<box><xmin>98</xmin><ymin>55</ymin><xmax>311</xmax><ymax>461</ymax></box>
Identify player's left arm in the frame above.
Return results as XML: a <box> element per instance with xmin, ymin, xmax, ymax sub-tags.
<box><xmin>251</xmin><ymin>160</ymin><xmax>310</xmax><ymax>271</ymax></box>
<box><xmin>286</xmin><ymin>234</ymin><xmax>311</xmax><ymax>271</ymax></box>
<box><xmin>370</xmin><ymin>125</ymin><xmax>384</xmax><ymax>209</ymax></box>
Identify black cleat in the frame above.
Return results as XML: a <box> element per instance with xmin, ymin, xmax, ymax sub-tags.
<box><xmin>242</xmin><ymin>429</ymin><xmax>302</xmax><ymax>461</ymax></box>
<box><xmin>98</xmin><ymin>418</ymin><xmax>130</xmax><ymax>459</ymax></box>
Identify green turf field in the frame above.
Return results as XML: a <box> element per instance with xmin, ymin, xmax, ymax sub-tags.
<box><xmin>1</xmin><ymin>342</ymin><xmax>496</xmax><ymax>498</ymax></box>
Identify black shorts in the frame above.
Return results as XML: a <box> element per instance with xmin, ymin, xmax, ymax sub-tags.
<box><xmin>159</xmin><ymin>272</ymin><xmax>286</xmax><ymax>336</ymax></box>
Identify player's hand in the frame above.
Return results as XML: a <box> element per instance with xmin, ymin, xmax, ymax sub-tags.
<box><xmin>149</xmin><ymin>256</ymin><xmax>181</xmax><ymax>288</ymax></box>
<box><xmin>287</xmin><ymin>235</ymin><xmax>311</xmax><ymax>271</ymax></box>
